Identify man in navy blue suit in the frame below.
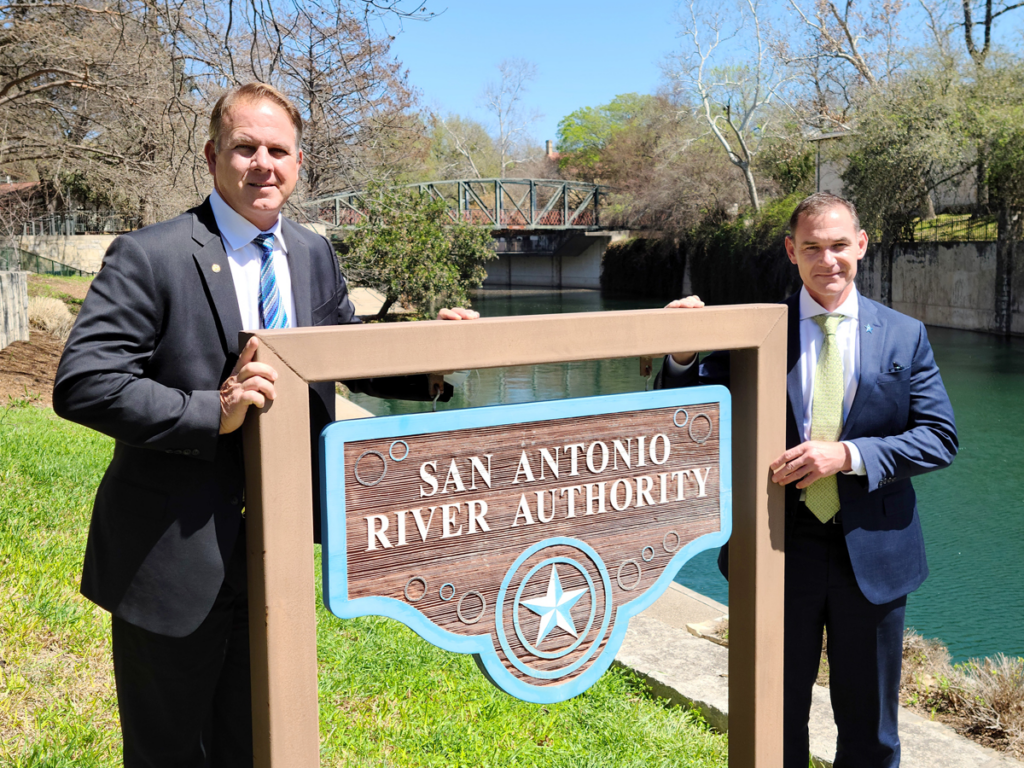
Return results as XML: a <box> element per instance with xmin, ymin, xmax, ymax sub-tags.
<box><xmin>656</xmin><ymin>193</ymin><xmax>958</xmax><ymax>767</ymax></box>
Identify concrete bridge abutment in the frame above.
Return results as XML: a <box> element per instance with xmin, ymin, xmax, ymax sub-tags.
<box><xmin>483</xmin><ymin>231</ymin><xmax>629</xmax><ymax>290</ymax></box>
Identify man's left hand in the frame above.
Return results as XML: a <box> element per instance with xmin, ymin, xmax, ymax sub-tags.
<box><xmin>770</xmin><ymin>441</ymin><xmax>852</xmax><ymax>488</ymax></box>
<box><xmin>437</xmin><ymin>307</ymin><xmax>480</xmax><ymax>321</ymax></box>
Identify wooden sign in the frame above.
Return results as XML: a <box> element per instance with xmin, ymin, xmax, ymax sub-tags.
<box><xmin>320</xmin><ymin>387</ymin><xmax>731</xmax><ymax>703</ymax></box>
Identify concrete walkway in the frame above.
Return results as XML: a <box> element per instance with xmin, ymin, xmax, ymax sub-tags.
<box><xmin>348</xmin><ymin>286</ymin><xmax>387</xmax><ymax>317</ymax></box>
<box><xmin>620</xmin><ymin>583</ymin><xmax>1022</xmax><ymax>768</ymax></box>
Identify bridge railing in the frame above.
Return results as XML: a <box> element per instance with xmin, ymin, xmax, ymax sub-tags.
<box><xmin>303</xmin><ymin>179</ymin><xmax>608</xmax><ymax>231</ymax></box>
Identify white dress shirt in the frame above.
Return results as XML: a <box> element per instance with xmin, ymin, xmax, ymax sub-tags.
<box><xmin>209</xmin><ymin>189</ymin><xmax>295</xmax><ymax>330</ymax></box>
<box><xmin>797</xmin><ymin>286</ymin><xmax>865</xmax><ymax>475</ymax></box>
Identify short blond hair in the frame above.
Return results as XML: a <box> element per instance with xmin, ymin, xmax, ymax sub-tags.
<box><xmin>209</xmin><ymin>82</ymin><xmax>303</xmax><ymax>152</ymax></box>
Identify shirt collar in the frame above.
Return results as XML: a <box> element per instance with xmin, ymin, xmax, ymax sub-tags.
<box><xmin>209</xmin><ymin>189</ymin><xmax>288</xmax><ymax>255</ymax></box>
<box><xmin>799</xmin><ymin>285</ymin><xmax>859</xmax><ymax>321</ymax></box>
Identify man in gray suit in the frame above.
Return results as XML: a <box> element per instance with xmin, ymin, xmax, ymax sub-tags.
<box><xmin>54</xmin><ymin>82</ymin><xmax>476</xmax><ymax>767</ymax></box>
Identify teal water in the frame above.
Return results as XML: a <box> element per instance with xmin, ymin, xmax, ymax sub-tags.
<box><xmin>906</xmin><ymin>327</ymin><xmax>1024</xmax><ymax>663</ymax></box>
<box><xmin>348</xmin><ymin>289</ymin><xmax>1024</xmax><ymax>663</ymax></box>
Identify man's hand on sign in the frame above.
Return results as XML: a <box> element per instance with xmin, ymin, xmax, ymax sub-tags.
<box><xmin>436</xmin><ymin>307</ymin><xmax>480</xmax><ymax>321</ymax></box>
<box><xmin>665</xmin><ymin>295</ymin><xmax>705</xmax><ymax>310</ymax></box>
<box><xmin>219</xmin><ymin>336</ymin><xmax>278</xmax><ymax>434</ymax></box>
<box><xmin>770</xmin><ymin>440</ymin><xmax>852</xmax><ymax>488</ymax></box>
<box><xmin>664</xmin><ymin>295</ymin><xmax>705</xmax><ymax>367</ymax></box>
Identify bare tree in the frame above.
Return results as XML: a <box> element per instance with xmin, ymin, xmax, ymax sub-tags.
<box><xmin>480</xmin><ymin>58</ymin><xmax>541</xmax><ymax>178</ymax></box>
<box><xmin>0</xmin><ymin>0</ymin><xmax>202</xmax><ymax>220</ymax></box>
<box><xmin>272</xmin><ymin>0</ymin><xmax>419</xmax><ymax>198</ymax></box>
<box><xmin>959</xmin><ymin>0</ymin><xmax>1024</xmax><ymax>67</ymax></box>
<box><xmin>783</xmin><ymin>0</ymin><xmax>906</xmax><ymax>86</ymax></box>
<box><xmin>0</xmin><ymin>183</ymin><xmax>38</xmax><ymax>252</ymax></box>
<box><xmin>0</xmin><ymin>0</ymin><xmax>434</xmax><ymax>221</ymax></box>
<box><xmin>941</xmin><ymin>0</ymin><xmax>1023</xmax><ymax>212</ymax></box>
<box><xmin>665</xmin><ymin>0</ymin><xmax>792</xmax><ymax>210</ymax></box>
<box><xmin>427</xmin><ymin>113</ymin><xmax>500</xmax><ymax>179</ymax></box>
<box><xmin>777</xmin><ymin>0</ymin><xmax>907</xmax><ymax>131</ymax></box>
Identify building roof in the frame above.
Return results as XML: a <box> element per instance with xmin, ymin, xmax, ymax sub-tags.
<box><xmin>0</xmin><ymin>181</ymin><xmax>42</xmax><ymax>196</ymax></box>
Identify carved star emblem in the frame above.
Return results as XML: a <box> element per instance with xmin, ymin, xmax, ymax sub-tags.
<box><xmin>521</xmin><ymin>565</ymin><xmax>587</xmax><ymax>646</ymax></box>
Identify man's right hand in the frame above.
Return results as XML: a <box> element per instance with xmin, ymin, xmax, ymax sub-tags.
<box><xmin>664</xmin><ymin>295</ymin><xmax>705</xmax><ymax>366</ymax></box>
<box><xmin>219</xmin><ymin>337</ymin><xmax>278</xmax><ymax>434</ymax></box>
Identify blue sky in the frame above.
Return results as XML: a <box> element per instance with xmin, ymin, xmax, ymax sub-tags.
<box><xmin>380</xmin><ymin>0</ymin><xmax>685</xmax><ymax>147</ymax></box>
<box><xmin>378</xmin><ymin>1</ymin><xmax>1024</xmax><ymax>150</ymax></box>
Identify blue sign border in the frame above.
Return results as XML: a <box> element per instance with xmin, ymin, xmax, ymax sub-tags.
<box><xmin>320</xmin><ymin>386</ymin><xmax>731</xmax><ymax>703</ymax></box>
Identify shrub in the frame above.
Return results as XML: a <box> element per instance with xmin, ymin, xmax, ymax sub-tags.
<box><xmin>685</xmin><ymin>193</ymin><xmax>804</xmax><ymax>305</ymax></box>
<box><xmin>28</xmin><ymin>297</ymin><xmax>73</xmax><ymax>341</ymax></box>
<box><xmin>600</xmin><ymin>238</ymin><xmax>684</xmax><ymax>298</ymax></box>
<box><xmin>902</xmin><ymin>629</ymin><xmax>1024</xmax><ymax>757</ymax></box>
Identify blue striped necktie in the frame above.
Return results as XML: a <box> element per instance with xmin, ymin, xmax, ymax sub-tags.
<box><xmin>252</xmin><ymin>232</ymin><xmax>288</xmax><ymax>330</ymax></box>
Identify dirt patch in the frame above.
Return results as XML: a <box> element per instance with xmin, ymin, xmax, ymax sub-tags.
<box><xmin>0</xmin><ymin>331</ymin><xmax>64</xmax><ymax>408</ymax></box>
<box><xmin>2</xmin><ymin>276</ymin><xmax>91</xmax><ymax>407</ymax></box>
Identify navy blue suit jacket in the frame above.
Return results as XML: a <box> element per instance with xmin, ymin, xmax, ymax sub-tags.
<box><xmin>657</xmin><ymin>291</ymin><xmax>958</xmax><ymax>605</ymax></box>
<box><xmin>54</xmin><ymin>199</ymin><xmax>444</xmax><ymax>636</ymax></box>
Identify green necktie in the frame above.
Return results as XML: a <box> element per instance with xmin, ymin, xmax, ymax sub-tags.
<box><xmin>806</xmin><ymin>314</ymin><xmax>844</xmax><ymax>523</ymax></box>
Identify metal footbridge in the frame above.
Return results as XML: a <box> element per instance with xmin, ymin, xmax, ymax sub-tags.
<box><xmin>303</xmin><ymin>179</ymin><xmax>610</xmax><ymax>231</ymax></box>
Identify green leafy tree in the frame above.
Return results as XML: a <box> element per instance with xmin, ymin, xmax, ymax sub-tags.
<box><xmin>556</xmin><ymin>93</ymin><xmax>657</xmax><ymax>181</ymax></box>
<box><xmin>978</xmin><ymin>63</ymin><xmax>1024</xmax><ymax>335</ymax></box>
<box><xmin>754</xmin><ymin>136</ymin><xmax>816</xmax><ymax>196</ymax></box>
<box><xmin>842</xmin><ymin>61</ymin><xmax>972</xmax><ymax>304</ymax></box>
<box><xmin>555</xmin><ymin>92</ymin><xmax>754</xmax><ymax>232</ymax></box>
<box><xmin>340</xmin><ymin>186</ymin><xmax>497</xmax><ymax>320</ymax></box>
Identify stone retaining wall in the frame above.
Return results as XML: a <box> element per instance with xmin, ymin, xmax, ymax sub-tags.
<box><xmin>17</xmin><ymin>234</ymin><xmax>114</xmax><ymax>273</ymax></box>
<box><xmin>0</xmin><ymin>271</ymin><xmax>30</xmax><ymax>350</ymax></box>
<box><xmin>857</xmin><ymin>241</ymin><xmax>1024</xmax><ymax>336</ymax></box>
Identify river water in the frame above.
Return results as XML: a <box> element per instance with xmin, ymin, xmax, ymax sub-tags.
<box><xmin>348</xmin><ymin>288</ymin><xmax>1024</xmax><ymax>663</ymax></box>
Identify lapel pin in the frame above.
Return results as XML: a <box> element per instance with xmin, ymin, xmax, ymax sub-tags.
<box><xmin>212</xmin><ymin>263</ymin><xmax>221</xmax><ymax>273</ymax></box>
<box><xmin>864</xmin><ymin>324</ymin><xmax>873</xmax><ymax>333</ymax></box>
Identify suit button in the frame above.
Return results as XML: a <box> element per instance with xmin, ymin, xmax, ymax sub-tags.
<box><xmin>230</xmin><ymin>496</ymin><xmax>239</xmax><ymax>506</ymax></box>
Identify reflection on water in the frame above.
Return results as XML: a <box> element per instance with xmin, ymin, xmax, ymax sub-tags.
<box><xmin>348</xmin><ymin>289</ymin><xmax>1024</xmax><ymax>662</ymax></box>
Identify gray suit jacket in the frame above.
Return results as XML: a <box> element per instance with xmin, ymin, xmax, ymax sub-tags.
<box><xmin>54</xmin><ymin>199</ymin><xmax>440</xmax><ymax>636</ymax></box>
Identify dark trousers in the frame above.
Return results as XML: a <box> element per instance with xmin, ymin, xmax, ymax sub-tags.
<box><xmin>111</xmin><ymin>528</ymin><xmax>253</xmax><ymax>768</ymax></box>
<box><xmin>784</xmin><ymin>509</ymin><xmax>906</xmax><ymax>768</ymax></box>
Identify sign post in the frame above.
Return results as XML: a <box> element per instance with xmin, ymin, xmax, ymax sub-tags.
<box><xmin>242</xmin><ymin>305</ymin><xmax>788</xmax><ymax>766</ymax></box>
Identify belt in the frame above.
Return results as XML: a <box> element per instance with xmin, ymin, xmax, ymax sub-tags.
<box><xmin>795</xmin><ymin>503</ymin><xmax>842</xmax><ymax>526</ymax></box>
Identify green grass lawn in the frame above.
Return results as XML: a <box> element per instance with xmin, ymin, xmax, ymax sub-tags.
<box><xmin>0</xmin><ymin>404</ymin><xmax>728</xmax><ymax>767</ymax></box>
<box><xmin>912</xmin><ymin>213</ymin><xmax>998</xmax><ymax>241</ymax></box>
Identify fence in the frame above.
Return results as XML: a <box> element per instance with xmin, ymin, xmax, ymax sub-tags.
<box><xmin>911</xmin><ymin>214</ymin><xmax>998</xmax><ymax>243</ymax></box>
<box><xmin>0</xmin><ymin>248</ymin><xmax>95</xmax><ymax>277</ymax></box>
<box><xmin>21</xmin><ymin>210</ymin><xmax>141</xmax><ymax>236</ymax></box>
